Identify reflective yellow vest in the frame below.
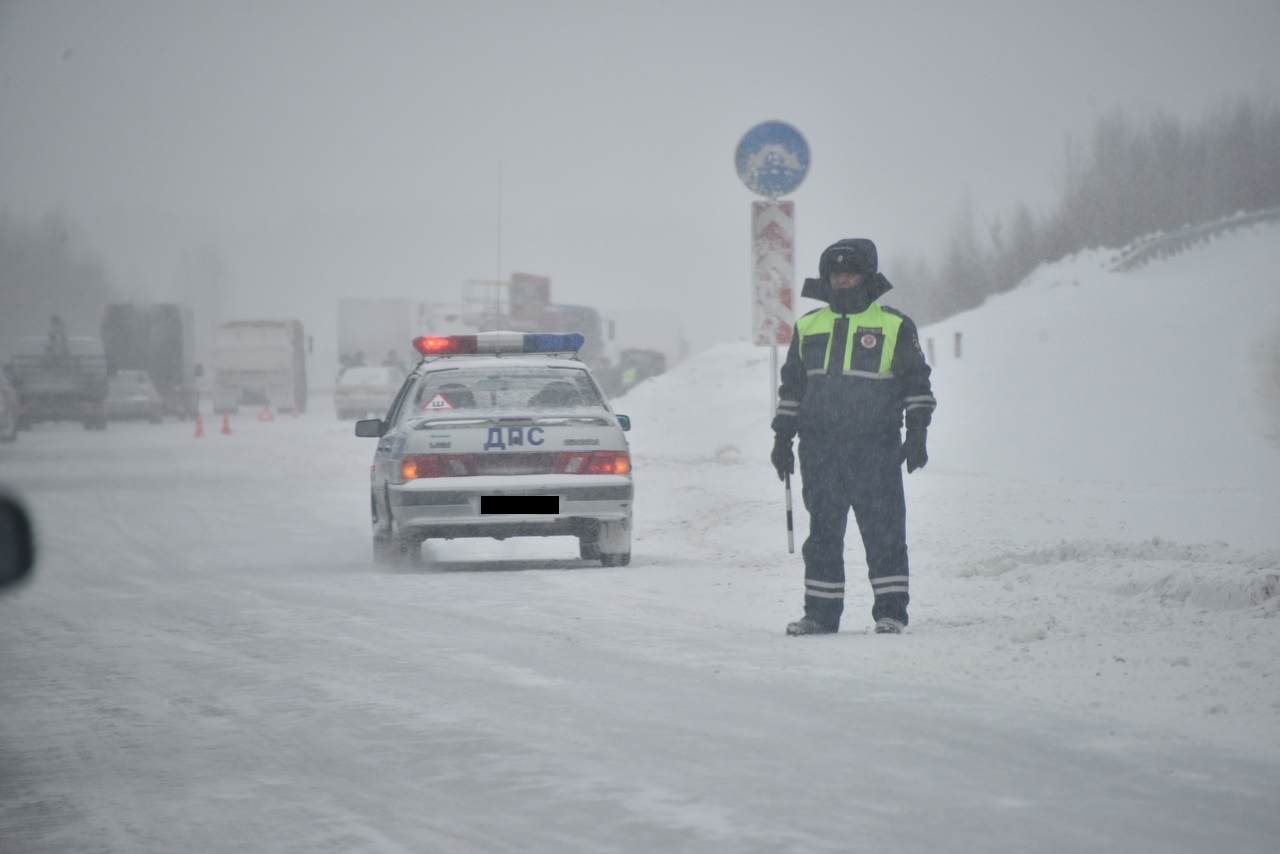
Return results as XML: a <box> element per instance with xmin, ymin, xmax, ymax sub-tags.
<box><xmin>796</xmin><ymin>304</ymin><xmax>904</xmax><ymax>378</ymax></box>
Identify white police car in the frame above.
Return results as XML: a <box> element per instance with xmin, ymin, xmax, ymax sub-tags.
<box><xmin>356</xmin><ymin>332</ymin><xmax>633</xmax><ymax>566</ymax></box>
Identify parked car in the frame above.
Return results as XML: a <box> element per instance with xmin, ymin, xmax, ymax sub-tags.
<box><xmin>105</xmin><ymin>370</ymin><xmax>165</xmax><ymax>423</ymax></box>
<box><xmin>355</xmin><ymin>332</ymin><xmax>633</xmax><ymax>567</ymax></box>
<box><xmin>334</xmin><ymin>365</ymin><xmax>405</xmax><ymax>420</ymax></box>
<box><xmin>0</xmin><ymin>367</ymin><xmax>19</xmax><ymax>442</ymax></box>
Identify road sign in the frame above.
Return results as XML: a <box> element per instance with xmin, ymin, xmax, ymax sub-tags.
<box><xmin>735</xmin><ymin>121</ymin><xmax>810</xmax><ymax>198</ymax></box>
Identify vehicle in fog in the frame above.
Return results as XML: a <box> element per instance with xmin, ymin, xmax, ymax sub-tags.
<box><xmin>104</xmin><ymin>370</ymin><xmax>164</xmax><ymax>423</ymax></box>
<box><xmin>101</xmin><ymin>303</ymin><xmax>201</xmax><ymax>419</ymax></box>
<box><xmin>334</xmin><ymin>365</ymin><xmax>405</xmax><ymax>420</ymax></box>
<box><xmin>606</xmin><ymin>347</ymin><xmax>668</xmax><ymax>397</ymax></box>
<box><xmin>0</xmin><ymin>368</ymin><xmax>19</xmax><ymax>442</ymax></box>
<box><xmin>213</xmin><ymin>320</ymin><xmax>308</xmax><ymax>415</ymax></box>
<box><xmin>7</xmin><ymin>336</ymin><xmax>108</xmax><ymax>430</ymax></box>
<box><xmin>355</xmin><ymin>332</ymin><xmax>633</xmax><ymax>567</ymax></box>
<box><xmin>335</xmin><ymin>298</ymin><xmax>420</xmax><ymax>378</ymax></box>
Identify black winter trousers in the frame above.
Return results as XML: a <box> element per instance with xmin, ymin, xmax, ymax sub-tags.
<box><xmin>798</xmin><ymin>431</ymin><xmax>910</xmax><ymax>630</ymax></box>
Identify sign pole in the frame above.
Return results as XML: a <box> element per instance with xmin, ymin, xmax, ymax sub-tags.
<box><xmin>736</xmin><ymin>120</ymin><xmax>809</xmax><ymax>553</ymax></box>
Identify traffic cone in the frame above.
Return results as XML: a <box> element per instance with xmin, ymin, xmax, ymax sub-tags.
<box><xmin>221</xmin><ymin>414</ymin><xmax>232</xmax><ymax>435</ymax></box>
<box><xmin>258</xmin><ymin>405</ymin><xmax>275</xmax><ymax>422</ymax></box>
<box><xmin>193</xmin><ymin>413</ymin><xmax>205</xmax><ymax>438</ymax></box>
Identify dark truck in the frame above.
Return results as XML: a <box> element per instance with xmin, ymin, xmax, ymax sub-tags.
<box><xmin>7</xmin><ymin>336</ymin><xmax>109</xmax><ymax>430</ymax></box>
<box><xmin>101</xmin><ymin>303</ymin><xmax>201</xmax><ymax>419</ymax></box>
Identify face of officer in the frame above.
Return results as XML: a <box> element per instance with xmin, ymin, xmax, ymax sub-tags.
<box><xmin>829</xmin><ymin>271</ymin><xmax>864</xmax><ymax>290</ymax></box>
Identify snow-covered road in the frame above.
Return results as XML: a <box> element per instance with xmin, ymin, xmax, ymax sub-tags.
<box><xmin>0</xmin><ymin>408</ymin><xmax>1275</xmax><ymax>852</ymax></box>
<box><xmin>3</xmin><ymin>223</ymin><xmax>1280</xmax><ymax>851</ymax></box>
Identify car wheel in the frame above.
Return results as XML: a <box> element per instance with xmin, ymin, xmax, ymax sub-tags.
<box><xmin>373</xmin><ymin>530</ymin><xmax>419</xmax><ymax>566</ymax></box>
<box><xmin>600</xmin><ymin>552</ymin><xmax>631</xmax><ymax>567</ymax></box>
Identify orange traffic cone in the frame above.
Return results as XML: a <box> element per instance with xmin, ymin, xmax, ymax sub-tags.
<box><xmin>221</xmin><ymin>414</ymin><xmax>232</xmax><ymax>435</ymax></box>
<box><xmin>193</xmin><ymin>413</ymin><xmax>205</xmax><ymax>438</ymax></box>
<box><xmin>258</xmin><ymin>405</ymin><xmax>275</xmax><ymax>422</ymax></box>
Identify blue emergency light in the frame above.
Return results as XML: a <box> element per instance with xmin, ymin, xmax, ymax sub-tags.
<box><xmin>413</xmin><ymin>332</ymin><xmax>585</xmax><ymax>357</ymax></box>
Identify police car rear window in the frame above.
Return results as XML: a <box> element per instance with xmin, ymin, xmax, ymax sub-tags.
<box><xmin>410</xmin><ymin>368</ymin><xmax>604</xmax><ymax>415</ymax></box>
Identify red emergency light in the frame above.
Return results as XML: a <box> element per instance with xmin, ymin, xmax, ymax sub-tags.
<box><xmin>413</xmin><ymin>335</ymin><xmax>478</xmax><ymax>355</ymax></box>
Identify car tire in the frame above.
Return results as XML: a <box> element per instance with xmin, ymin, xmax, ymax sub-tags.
<box><xmin>578</xmin><ymin>531</ymin><xmax>601</xmax><ymax>561</ymax></box>
<box><xmin>600</xmin><ymin>552</ymin><xmax>631</xmax><ymax>567</ymax></box>
<box><xmin>373</xmin><ymin>530</ymin><xmax>419</xmax><ymax>566</ymax></box>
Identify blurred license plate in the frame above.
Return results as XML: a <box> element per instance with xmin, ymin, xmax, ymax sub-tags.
<box><xmin>479</xmin><ymin>495</ymin><xmax>559</xmax><ymax>515</ymax></box>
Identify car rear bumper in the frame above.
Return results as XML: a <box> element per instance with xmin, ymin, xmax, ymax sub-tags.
<box><xmin>387</xmin><ymin>474</ymin><xmax>632</xmax><ymax>539</ymax></box>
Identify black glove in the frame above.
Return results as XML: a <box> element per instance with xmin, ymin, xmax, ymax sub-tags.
<box><xmin>900</xmin><ymin>428</ymin><xmax>928</xmax><ymax>473</ymax></box>
<box><xmin>771</xmin><ymin>436</ymin><xmax>795</xmax><ymax>481</ymax></box>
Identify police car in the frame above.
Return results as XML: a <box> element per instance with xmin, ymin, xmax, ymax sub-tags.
<box><xmin>355</xmin><ymin>332</ymin><xmax>633</xmax><ymax>566</ymax></box>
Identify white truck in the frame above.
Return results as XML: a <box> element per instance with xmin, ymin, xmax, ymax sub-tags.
<box><xmin>213</xmin><ymin>320</ymin><xmax>308</xmax><ymax>415</ymax></box>
<box><xmin>336</xmin><ymin>297</ymin><xmax>479</xmax><ymax>379</ymax></box>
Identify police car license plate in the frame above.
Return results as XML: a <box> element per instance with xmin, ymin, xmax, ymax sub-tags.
<box><xmin>479</xmin><ymin>495</ymin><xmax>560</xmax><ymax>515</ymax></box>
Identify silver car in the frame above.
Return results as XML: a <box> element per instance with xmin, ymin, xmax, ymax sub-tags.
<box><xmin>335</xmin><ymin>365</ymin><xmax>405</xmax><ymax>420</ymax></box>
<box><xmin>356</xmin><ymin>333</ymin><xmax>633</xmax><ymax>567</ymax></box>
<box><xmin>105</xmin><ymin>370</ymin><xmax>164</xmax><ymax>423</ymax></box>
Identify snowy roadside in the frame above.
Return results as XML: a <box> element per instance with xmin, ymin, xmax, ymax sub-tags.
<box><xmin>618</xmin><ymin>223</ymin><xmax>1280</xmax><ymax>763</ymax></box>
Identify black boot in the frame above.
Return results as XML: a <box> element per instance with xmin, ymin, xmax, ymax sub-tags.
<box><xmin>786</xmin><ymin>616</ymin><xmax>837</xmax><ymax>636</ymax></box>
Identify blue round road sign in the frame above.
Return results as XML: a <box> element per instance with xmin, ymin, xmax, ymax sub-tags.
<box><xmin>735</xmin><ymin>121</ymin><xmax>810</xmax><ymax>198</ymax></box>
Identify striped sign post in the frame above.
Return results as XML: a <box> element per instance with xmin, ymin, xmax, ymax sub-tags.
<box><xmin>751</xmin><ymin>200</ymin><xmax>795</xmax><ymax>349</ymax></box>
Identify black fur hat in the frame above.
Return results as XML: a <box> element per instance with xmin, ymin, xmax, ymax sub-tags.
<box><xmin>818</xmin><ymin>238</ymin><xmax>878</xmax><ymax>279</ymax></box>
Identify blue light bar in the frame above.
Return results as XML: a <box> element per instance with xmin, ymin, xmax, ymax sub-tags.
<box><xmin>523</xmin><ymin>333</ymin><xmax>584</xmax><ymax>353</ymax></box>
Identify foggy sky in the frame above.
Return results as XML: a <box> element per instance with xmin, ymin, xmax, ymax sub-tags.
<box><xmin>2</xmin><ymin>0</ymin><xmax>1278</xmax><ymax>361</ymax></box>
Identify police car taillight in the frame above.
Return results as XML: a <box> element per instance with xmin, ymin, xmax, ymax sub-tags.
<box><xmin>554</xmin><ymin>451</ymin><xmax>630</xmax><ymax>475</ymax></box>
<box><xmin>401</xmin><ymin>454</ymin><xmax>476</xmax><ymax>480</ymax></box>
<box><xmin>412</xmin><ymin>332</ymin><xmax>585</xmax><ymax>356</ymax></box>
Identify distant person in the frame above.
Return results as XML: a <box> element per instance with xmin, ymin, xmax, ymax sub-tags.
<box><xmin>620</xmin><ymin>364</ymin><xmax>639</xmax><ymax>392</ymax></box>
<box><xmin>46</xmin><ymin>314</ymin><xmax>69</xmax><ymax>358</ymax></box>
<box><xmin>771</xmin><ymin>238</ymin><xmax>937</xmax><ymax>636</ymax></box>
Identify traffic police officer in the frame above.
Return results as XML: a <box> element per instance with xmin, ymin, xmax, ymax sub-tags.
<box><xmin>771</xmin><ymin>238</ymin><xmax>936</xmax><ymax>635</ymax></box>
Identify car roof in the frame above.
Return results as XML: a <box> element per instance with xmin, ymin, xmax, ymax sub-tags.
<box><xmin>414</xmin><ymin>354</ymin><xmax>588</xmax><ymax>375</ymax></box>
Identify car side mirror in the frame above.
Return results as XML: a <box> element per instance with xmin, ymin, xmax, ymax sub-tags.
<box><xmin>616</xmin><ymin>415</ymin><xmax>630</xmax><ymax>432</ymax></box>
<box><xmin>0</xmin><ymin>491</ymin><xmax>36</xmax><ymax>590</ymax></box>
<box><xmin>355</xmin><ymin>418</ymin><xmax>386</xmax><ymax>438</ymax></box>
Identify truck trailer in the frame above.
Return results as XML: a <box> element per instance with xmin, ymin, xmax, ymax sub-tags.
<box><xmin>213</xmin><ymin>320</ymin><xmax>308</xmax><ymax>415</ymax></box>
